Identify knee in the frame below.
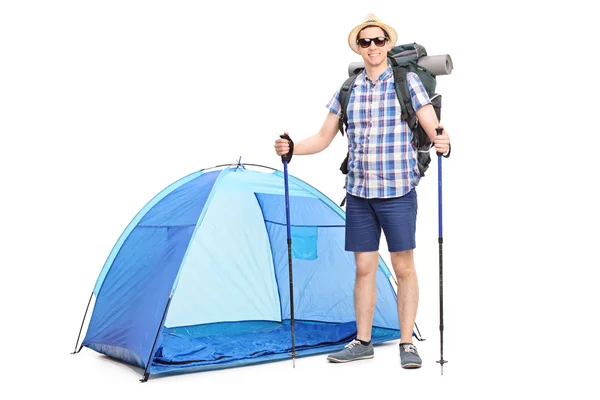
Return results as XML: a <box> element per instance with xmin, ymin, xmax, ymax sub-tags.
<box><xmin>355</xmin><ymin>261</ymin><xmax>378</xmax><ymax>279</ymax></box>
<box><xmin>391</xmin><ymin>251</ymin><xmax>415</xmax><ymax>280</ymax></box>
<box><xmin>394</xmin><ymin>264</ymin><xmax>415</xmax><ymax>281</ymax></box>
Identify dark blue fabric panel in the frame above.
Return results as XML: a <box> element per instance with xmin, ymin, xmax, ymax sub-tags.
<box><xmin>148</xmin><ymin>321</ymin><xmax>398</xmax><ymax>374</ymax></box>
<box><xmin>154</xmin><ymin>320</ymin><xmax>355</xmax><ymax>365</ymax></box>
<box><xmin>140</xmin><ymin>170</ymin><xmax>219</xmax><ymax>227</ymax></box>
<box><xmin>83</xmin><ymin>225</ymin><xmax>195</xmax><ymax>367</ymax></box>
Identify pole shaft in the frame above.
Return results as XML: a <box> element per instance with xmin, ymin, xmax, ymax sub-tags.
<box><xmin>283</xmin><ymin>162</ymin><xmax>296</xmax><ymax>360</ymax></box>
<box><xmin>438</xmin><ymin>154</ymin><xmax>444</xmax><ymax>359</ymax></box>
<box><xmin>435</xmin><ymin>127</ymin><xmax>447</xmax><ymax>371</ymax></box>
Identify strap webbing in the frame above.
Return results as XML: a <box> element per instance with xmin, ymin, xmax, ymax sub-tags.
<box><xmin>392</xmin><ymin>65</ymin><xmax>417</xmax><ymax>129</ymax></box>
<box><xmin>338</xmin><ymin>74</ymin><xmax>358</xmax><ymax>136</ymax></box>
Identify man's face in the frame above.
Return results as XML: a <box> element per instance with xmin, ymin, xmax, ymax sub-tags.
<box><xmin>357</xmin><ymin>26</ymin><xmax>391</xmax><ymax>68</ymax></box>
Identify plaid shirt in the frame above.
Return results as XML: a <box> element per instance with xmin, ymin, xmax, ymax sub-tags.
<box><xmin>327</xmin><ymin>65</ymin><xmax>431</xmax><ymax>199</ymax></box>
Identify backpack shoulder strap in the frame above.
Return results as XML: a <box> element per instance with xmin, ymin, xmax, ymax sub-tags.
<box><xmin>391</xmin><ymin>63</ymin><xmax>418</xmax><ymax>130</ymax></box>
<box><xmin>338</xmin><ymin>74</ymin><xmax>359</xmax><ymax>136</ymax></box>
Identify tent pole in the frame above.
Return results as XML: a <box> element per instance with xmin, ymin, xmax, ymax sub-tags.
<box><xmin>140</xmin><ymin>295</ymin><xmax>172</xmax><ymax>383</ymax></box>
<box><xmin>413</xmin><ymin>322</ymin><xmax>425</xmax><ymax>342</ymax></box>
<box><xmin>280</xmin><ymin>134</ymin><xmax>296</xmax><ymax>367</ymax></box>
<box><xmin>71</xmin><ymin>292</ymin><xmax>94</xmax><ymax>354</ymax></box>
<box><xmin>201</xmin><ymin>163</ymin><xmax>279</xmax><ymax>173</ymax></box>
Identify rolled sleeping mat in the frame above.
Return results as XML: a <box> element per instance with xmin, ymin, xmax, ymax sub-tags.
<box><xmin>348</xmin><ymin>54</ymin><xmax>454</xmax><ymax>77</ymax></box>
<box><xmin>417</xmin><ymin>55</ymin><xmax>454</xmax><ymax>76</ymax></box>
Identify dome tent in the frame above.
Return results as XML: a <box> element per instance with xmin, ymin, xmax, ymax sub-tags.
<box><xmin>72</xmin><ymin>163</ymin><xmax>413</xmax><ymax>380</ymax></box>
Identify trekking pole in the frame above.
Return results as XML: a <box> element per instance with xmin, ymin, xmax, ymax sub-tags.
<box><xmin>435</xmin><ymin>127</ymin><xmax>448</xmax><ymax>375</ymax></box>
<box><xmin>280</xmin><ymin>133</ymin><xmax>296</xmax><ymax>368</ymax></box>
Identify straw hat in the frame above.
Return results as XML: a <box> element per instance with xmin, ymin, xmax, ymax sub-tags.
<box><xmin>348</xmin><ymin>13</ymin><xmax>398</xmax><ymax>54</ymax></box>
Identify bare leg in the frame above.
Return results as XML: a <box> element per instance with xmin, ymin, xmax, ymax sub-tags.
<box><xmin>354</xmin><ymin>251</ymin><xmax>380</xmax><ymax>342</ymax></box>
<box><xmin>391</xmin><ymin>250</ymin><xmax>419</xmax><ymax>344</ymax></box>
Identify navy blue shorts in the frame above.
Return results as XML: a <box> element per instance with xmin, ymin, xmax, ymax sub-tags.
<box><xmin>345</xmin><ymin>189</ymin><xmax>418</xmax><ymax>253</ymax></box>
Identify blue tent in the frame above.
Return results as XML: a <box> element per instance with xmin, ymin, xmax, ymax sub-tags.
<box><xmin>73</xmin><ymin>164</ymin><xmax>407</xmax><ymax>380</ymax></box>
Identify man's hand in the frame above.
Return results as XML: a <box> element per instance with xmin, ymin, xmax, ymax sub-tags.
<box><xmin>274</xmin><ymin>132</ymin><xmax>292</xmax><ymax>156</ymax></box>
<box><xmin>433</xmin><ymin>125</ymin><xmax>450</xmax><ymax>155</ymax></box>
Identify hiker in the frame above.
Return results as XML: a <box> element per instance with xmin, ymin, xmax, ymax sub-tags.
<box><xmin>274</xmin><ymin>13</ymin><xmax>451</xmax><ymax>369</ymax></box>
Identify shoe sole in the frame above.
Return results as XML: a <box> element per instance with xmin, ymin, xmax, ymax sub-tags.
<box><xmin>401</xmin><ymin>363</ymin><xmax>422</xmax><ymax>369</ymax></box>
<box><xmin>327</xmin><ymin>354</ymin><xmax>374</xmax><ymax>363</ymax></box>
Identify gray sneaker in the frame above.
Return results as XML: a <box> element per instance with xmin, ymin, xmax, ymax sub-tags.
<box><xmin>399</xmin><ymin>343</ymin><xmax>422</xmax><ymax>369</ymax></box>
<box><xmin>327</xmin><ymin>339</ymin><xmax>374</xmax><ymax>363</ymax></box>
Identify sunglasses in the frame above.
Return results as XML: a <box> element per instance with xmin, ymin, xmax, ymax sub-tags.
<box><xmin>357</xmin><ymin>36</ymin><xmax>388</xmax><ymax>48</ymax></box>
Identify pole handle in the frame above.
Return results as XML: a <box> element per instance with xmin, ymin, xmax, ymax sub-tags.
<box><xmin>435</xmin><ymin>127</ymin><xmax>451</xmax><ymax>158</ymax></box>
<box><xmin>435</xmin><ymin>127</ymin><xmax>443</xmax><ymax>157</ymax></box>
<box><xmin>280</xmin><ymin>134</ymin><xmax>294</xmax><ymax>163</ymax></box>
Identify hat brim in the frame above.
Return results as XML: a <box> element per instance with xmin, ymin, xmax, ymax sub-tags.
<box><xmin>348</xmin><ymin>22</ymin><xmax>397</xmax><ymax>54</ymax></box>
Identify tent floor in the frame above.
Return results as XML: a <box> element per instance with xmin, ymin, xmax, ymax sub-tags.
<box><xmin>150</xmin><ymin>320</ymin><xmax>399</xmax><ymax>374</ymax></box>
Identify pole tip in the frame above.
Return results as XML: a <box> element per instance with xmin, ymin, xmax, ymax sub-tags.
<box><xmin>436</xmin><ymin>359</ymin><xmax>448</xmax><ymax>375</ymax></box>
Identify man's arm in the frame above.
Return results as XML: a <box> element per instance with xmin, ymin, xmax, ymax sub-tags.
<box><xmin>275</xmin><ymin>112</ymin><xmax>340</xmax><ymax>157</ymax></box>
<box><xmin>415</xmin><ymin>104</ymin><xmax>450</xmax><ymax>155</ymax></box>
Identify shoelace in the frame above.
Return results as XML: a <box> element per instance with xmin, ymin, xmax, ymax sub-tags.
<box><xmin>402</xmin><ymin>344</ymin><xmax>417</xmax><ymax>354</ymax></box>
<box><xmin>345</xmin><ymin>339</ymin><xmax>362</xmax><ymax>349</ymax></box>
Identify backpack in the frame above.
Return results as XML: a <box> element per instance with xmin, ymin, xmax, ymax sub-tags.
<box><xmin>338</xmin><ymin>42</ymin><xmax>444</xmax><ymax>188</ymax></box>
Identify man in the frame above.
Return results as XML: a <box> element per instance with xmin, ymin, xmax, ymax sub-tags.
<box><xmin>274</xmin><ymin>13</ymin><xmax>451</xmax><ymax>369</ymax></box>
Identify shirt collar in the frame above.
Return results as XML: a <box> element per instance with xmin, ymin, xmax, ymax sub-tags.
<box><xmin>362</xmin><ymin>64</ymin><xmax>393</xmax><ymax>83</ymax></box>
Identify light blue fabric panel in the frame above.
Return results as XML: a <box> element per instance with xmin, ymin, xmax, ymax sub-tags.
<box><xmin>267</xmin><ymin>223</ymin><xmax>399</xmax><ymax>330</ymax></box>
<box><xmin>278</xmin><ymin>170</ymin><xmax>394</xmax><ymax>279</ymax></box>
<box><xmin>257</xmin><ymin>193</ymin><xmax>344</xmax><ymax>227</ymax></box>
<box><xmin>216</xmin><ymin>168</ymin><xmax>317</xmax><ymax>198</ymax></box>
<box><xmin>165</xmin><ymin>190</ymin><xmax>281</xmax><ymax>327</ymax></box>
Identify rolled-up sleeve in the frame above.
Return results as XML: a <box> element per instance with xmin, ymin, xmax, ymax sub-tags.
<box><xmin>407</xmin><ymin>72</ymin><xmax>431</xmax><ymax>112</ymax></box>
<box><xmin>326</xmin><ymin>88</ymin><xmax>342</xmax><ymax>116</ymax></box>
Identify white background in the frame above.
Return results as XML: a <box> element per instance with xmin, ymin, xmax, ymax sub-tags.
<box><xmin>1</xmin><ymin>0</ymin><xmax>598</xmax><ymax>398</ymax></box>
